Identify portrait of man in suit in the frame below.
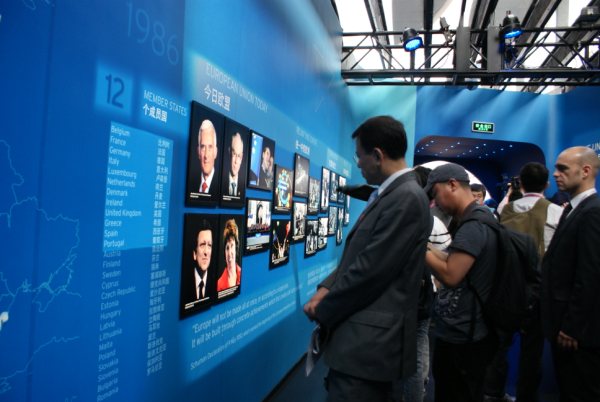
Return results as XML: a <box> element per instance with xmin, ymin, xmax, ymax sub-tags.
<box><xmin>180</xmin><ymin>215</ymin><xmax>216</xmax><ymax>318</ymax></box>
<box><xmin>304</xmin><ymin>116</ymin><xmax>431</xmax><ymax>401</ymax></box>
<box><xmin>226</xmin><ymin>132</ymin><xmax>243</xmax><ymax>197</ymax></box>
<box><xmin>220</xmin><ymin>120</ymin><xmax>248</xmax><ymax>207</ymax></box>
<box><xmin>185</xmin><ymin>102</ymin><xmax>223</xmax><ymax>206</ymax></box>
<box><xmin>541</xmin><ymin>146</ymin><xmax>600</xmax><ymax>401</ymax></box>
<box><xmin>198</xmin><ymin>119</ymin><xmax>218</xmax><ymax>194</ymax></box>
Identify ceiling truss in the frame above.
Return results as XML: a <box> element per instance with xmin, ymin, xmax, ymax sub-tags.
<box><xmin>337</xmin><ymin>0</ymin><xmax>600</xmax><ymax>91</ymax></box>
<box><xmin>341</xmin><ymin>24</ymin><xmax>600</xmax><ymax>89</ymax></box>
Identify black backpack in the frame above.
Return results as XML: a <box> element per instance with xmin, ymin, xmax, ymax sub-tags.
<box><xmin>459</xmin><ymin>206</ymin><xmax>541</xmax><ymax>334</ymax></box>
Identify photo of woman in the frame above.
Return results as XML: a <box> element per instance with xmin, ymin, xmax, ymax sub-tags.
<box><xmin>217</xmin><ymin>216</ymin><xmax>243</xmax><ymax>301</ymax></box>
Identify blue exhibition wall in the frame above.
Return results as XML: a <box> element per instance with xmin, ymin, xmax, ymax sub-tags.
<box><xmin>558</xmin><ymin>86</ymin><xmax>600</xmax><ymax>157</ymax></box>
<box><xmin>347</xmin><ymin>86</ymin><xmax>418</xmax><ymax>166</ymax></box>
<box><xmin>0</xmin><ymin>1</ymin><xmax>356</xmax><ymax>401</ymax></box>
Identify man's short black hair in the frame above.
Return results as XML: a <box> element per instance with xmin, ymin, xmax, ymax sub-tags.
<box><xmin>196</xmin><ymin>218</ymin><xmax>213</xmax><ymax>247</ymax></box>
<box><xmin>519</xmin><ymin>162</ymin><xmax>548</xmax><ymax>193</ymax></box>
<box><xmin>470</xmin><ymin>183</ymin><xmax>486</xmax><ymax>198</ymax></box>
<box><xmin>351</xmin><ymin>116</ymin><xmax>407</xmax><ymax>160</ymax></box>
<box><xmin>413</xmin><ymin>166</ymin><xmax>432</xmax><ymax>188</ymax></box>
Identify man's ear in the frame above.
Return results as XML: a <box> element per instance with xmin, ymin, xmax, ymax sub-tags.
<box><xmin>373</xmin><ymin>148</ymin><xmax>383</xmax><ymax>161</ymax></box>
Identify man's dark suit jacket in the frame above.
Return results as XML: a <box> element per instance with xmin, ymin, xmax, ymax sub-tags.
<box><xmin>314</xmin><ymin>171</ymin><xmax>432</xmax><ymax>382</ymax></box>
<box><xmin>541</xmin><ymin>193</ymin><xmax>600</xmax><ymax>348</ymax></box>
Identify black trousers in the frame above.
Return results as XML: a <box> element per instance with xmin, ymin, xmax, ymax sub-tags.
<box><xmin>484</xmin><ymin>318</ymin><xmax>544</xmax><ymax>402</ymax></box>
<box><xmin>325</xmin><ymin>368</ymin><xmax>391</xmax><ymax>402</ymax></box>
<box><xmin>433</xmin><ymin>333</ymin><xmax>497</xmax><ymax>402</ymax></box>
<box><xmin>551</xmin><ymin>343</ymin><xmax>600</xmax><ymax>402</ymax></box>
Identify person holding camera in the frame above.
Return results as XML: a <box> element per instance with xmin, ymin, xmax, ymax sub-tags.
<box><xmin>483</xmin><ymin>162</ymin><xmax>563</xmax><ymax>402</ymax></box>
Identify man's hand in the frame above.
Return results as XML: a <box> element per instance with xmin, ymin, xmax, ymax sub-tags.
<box><xmin>303</xmin><ymin>287</ymin><xmax>329</xmax><ymax>321</ymax></box>
<box><xmin>557</xmin><ymin>330</ymin><xmax>578</xmax><ymax>351</ymax></box>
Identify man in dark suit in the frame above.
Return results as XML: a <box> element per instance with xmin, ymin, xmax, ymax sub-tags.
<box><xmin>197</xmin><ymin>119</ymin><xmax>218</xmax><ymax>195</ymax></box>
<box><xmin>225</xmin><ymin>132</ymin><xmax>244</xmax><ymax>197</ymax></box>
<box><xmin>303</xmin><ymin>116</ymin><xmax>431</xmax><ymax>401</ymax></box>
<box><xmin>180</xmin><ymin>219</ymin><xmax>214</xmax><ymax>313</ymax></box>
<box><xmin>541</xmin><ymin>146</ymin><xmax>600</xmax><ymax>401</ymax></box>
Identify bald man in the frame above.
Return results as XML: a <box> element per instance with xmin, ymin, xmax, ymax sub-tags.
<box><xmin>226</xmin><ymin>132</ymin><xmax>244</xmax><ymax>197</ymax></box>
<box><xmin>197</xmin><ymin>119</ymin><xmax>218</xmax><ymax>194</ymax></box>
<box><xmin>541</xmin><ymin>146</ymin><xmax>600</xmax><ymax>401</ymax></box>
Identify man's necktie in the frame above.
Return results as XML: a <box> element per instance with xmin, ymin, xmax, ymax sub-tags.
<box><xmin>199</xmin><ymin>279</ymin><xmax>205</xmax><ymax>299</ymax></box>
<box><xmin>557</xmin><ymin>202</ymin><xmax>572</xmax><ymax>228</ymax></box>
<box><xmin>201</xmin><ymin>182</ymin><xmax>208</xmax><ymax>193</ymax></box>
<box><xmin>231</xmin><ymin>182</ymin><xmax>236</xmax><ymax>195</ymax></box>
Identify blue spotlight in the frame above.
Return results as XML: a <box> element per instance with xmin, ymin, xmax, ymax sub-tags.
<box><xmin>403</xmin><ymin>28</ymin><xmax>423</xmax><ymax>51</ymax></box>
<box><xmin>501</xmin><ymin>11</ymin><xmax>522</xmax><ymax>39</ymax></box>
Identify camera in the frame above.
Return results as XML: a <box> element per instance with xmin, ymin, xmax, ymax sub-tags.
<box><xmin>510</xmin><ymin>176</ymin><xmax>521</xmax><ymax>191</ymax></box>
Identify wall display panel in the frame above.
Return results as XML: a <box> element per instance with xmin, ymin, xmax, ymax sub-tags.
<box><xmin>327</xmin><ymin>206</ymin><xmax>338</xmax><ymax>236</ymax></box>
<box><xmin>305</xmin><ymin>220</ymin><xmax>319</xmax><ymax>257</ymax></box>
<box><xmin>247</xmin><ymin>131</ymin><xmax>275</xmax><ymax>191</ymax></box>
<box><xmin>273</xmin><ymin>164</ymin><xmax>293</xmax><ymax>214</ymax></box>
<box><xmin>220</xmin><ymin>119</ymin><xmax>249</xmax><ymax>208</ymax></box>
<box><xmin>270</xmin><ymin>219</ymin><xmax>291</xmax><ymax>268</ymax></box>
<box><xmin>216</xmin><ymin>215</ymin><xmax>244</xmax><ymax>302</ymax></box>
<box><xmin>180</xmin><ymin>214</ymin><xmax>219</xmax><ymax>318</ymax></box>
<box><xmin>318</xmin><ymin>217</ymin><xmax>329</xmax><ymax>250</ymax></box>
<box><xmin>185</xmin><ymin>101</ymin><xmax>224</xmax><ymax>206</ymax></box>
<box><xmin>0</xmin><ymin>1</ymin><xmax>357</xmax><ymax>401</ymax></box>
<box><xmin>293</xmin><ymin>153</ymin><xmax>309</xmax><ymax>198</ymax></box>
<box><xmin>337</xmin><ymin>176</ymin><xmax>346</xmax><ymax>204</ymax></box>
<box><xmin>320</xmin><ymin>167</ymin><xmax>330</xmax><ymax>212</ymax></box>
<box><xmin>336</xmin><ymin>207</ymin><xmax>344</xmax><ymax>245</ymax></box>
<box><xmin>329</xmin><ymin>171</ymin><xmax>338</xmax><ymax>203</ymax></box>
<box><xmin>308</xmin><ymin>177</ymin><xmax>320</xmax><ymax>215</ymax></box>
<box><xmin>291</xmin><ymin>201</ymin><xmax>307</xmax><ymax>243</ymax></box>
<box><xmin>244</xmin><ymin>198</ymin><xmax>272</xmax><ymax>254</ymax></box>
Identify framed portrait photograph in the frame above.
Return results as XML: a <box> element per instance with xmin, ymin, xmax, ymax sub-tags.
<box><xmin>220</xmin><ymin>119</ymin><xmax>248</xmax><ymax>208</ymax></box>
<box><xmin>293</xmin><ymin>153</ymin><xmax>309</xmax><ymax>198</ymax></box>
<box><xmin>304</xmin><ymin>220</ymin><xmax>319</xmax><ymax>257</ymax></box>
<box><xmin>216</xmin><ymin>214</ymin><xmax>244</xmax><ymax>303</ymax></box>
<box><xmin>291</xmin><ymin>201</ymin><xmax>307</xmax><ymax>243</ymax></box>
<box><xmin>247</xmin><ymin>131</ymin><xmax>275</xmax><ymax>191</ymax></box>
<box><xmin>318</xmin><ymin>216</ymin><xmax>328</xmax><ymax>250</ymax></box>
<box><xmin>244</xmin><ymin>198</ymin><xmax>272</xmax><ymax>254</ymax></box>
<box><xmin>273</xmin><ymin>164</ymin><xmax>293</xmax><ymax>214</ymax></box>
<box><xmin>270</xmin><ymin>219</ymin><xmax>291</xmax><ymax>268</ymax></box>
<box><xmin>343</xmin><ymin>195</ymin><xmax>350</xmax><ymax>226</ymax></box>
<box><xmin>328</xmin><ymin>206</ymin><xmax>338</xmax><ymax>236</ymax></box>
<box><xmin>329</xmin><ymin>171</ymin><xmax>338</xmax><ymax>203</ymax></box>
<box><xmin>179</xmin><ymin>213</ymin><xmax>219</xmax><ymax>319</ymax></box>
<box><xmin>320</xmin><ymin>167</ymin><xmax>330</xmax><ymax>212</ymax></box>
<box><xmin>185</xmin><ymin>101</ymin><xmax>224</xmax><ymax>206</ymax></box>
<box><xmin>337</xmin><ymin>175</ymin><xmax>346</xmax><ymax>204</ymax></box>
<box><xmin>336</xmin><ymin>206</ymin><xmax>344</xmax><ymax>245</ymax></box>
<box><xmin>308</xmin><ymin>177</ymin><xmax>320</xmax><ymax>215</ymax></box>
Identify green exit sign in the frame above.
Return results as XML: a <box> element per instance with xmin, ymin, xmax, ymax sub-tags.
<box><xmin>472</xmin><ymin>121</ymin><xmax>495</xmax><ymax>133</ymax></box>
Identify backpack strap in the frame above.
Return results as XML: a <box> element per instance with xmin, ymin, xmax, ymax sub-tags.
<box><xmin>458</xmin><ymin>203</ymin><xmax>500</xmax><ymax>340</ymax></box>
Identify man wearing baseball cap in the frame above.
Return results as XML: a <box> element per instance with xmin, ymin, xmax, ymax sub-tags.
<box><xmin>424</xmin><ymin>162</ymin><xmax>499</xmax><ymax>402</ymax></box>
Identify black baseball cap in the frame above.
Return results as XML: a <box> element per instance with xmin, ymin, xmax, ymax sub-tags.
<box><xmin>423</xmin><ymin>163</ymin><xmax>470</xmax><ymax>194</ymax></box>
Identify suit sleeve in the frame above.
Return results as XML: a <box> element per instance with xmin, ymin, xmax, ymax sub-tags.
<box><xmin>561</xmin><ymin>206</ymin><xmax>600</xmax><ymax>341</ymax></box>
<box><xmin>314</xmin><ymin>189</ymin><xmax>428</xmax><ymax>329</ymax></box>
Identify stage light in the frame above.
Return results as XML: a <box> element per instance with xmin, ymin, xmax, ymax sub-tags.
<box><xmin>403</xmin><ymin>28</ymin><xmax>423</xmax><ymax>51</ymax></box>
<box><xmin>440</xmin><ymin>17</ymin><xmax>453</xmax><ymax>44</ymax></box>
<box><xmin>500</xmin><ymin>11</ymin><xmax>522</xmax><ymax>39</ymax></box>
